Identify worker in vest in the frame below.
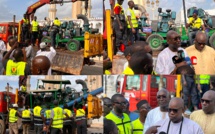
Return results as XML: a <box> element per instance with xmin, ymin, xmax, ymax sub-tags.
<box><xmin>21</xmin><ymin>14</ymin><xmax>30</xmax><ymax>42</ymax></box>
<box><xmin>33</xmin><ymin>101</ymin><xmax>45</xmax><ymax>134</ymax></box>
<box><xmin>113</xmin><ymin>0</ymin><xmax>128</xmax><ymax>55</ymax></box>
<box><xmin>48</xmin><ymin>100</ymin><xmax>69</xmax><ymax>134</ymax></box>
<box><xmin>44</xmin><ymin>105</ymin><xmax>51</xmax><ymax>134</ymax></box>
<box><xmin>132</xmin><ymin>100</ymin><xmax>150</xmax><ymax>134</ymax></box>
<box><xmin>73</xmin><ymin>102</ymin><xmax>87</xmax><ymax>134</ymax></box>
<box><xmin>196</xmin><ymin>75</ymin><xmax>211</xmax><ymax>97</ymax></box>
<box><xmin>22</xmin><ymin>105</ymin><xmax>32</xmax><ymax>134</ymax></box>
<box><xmin>105</xmin><ymin>94</ymin><xmax>132</xmax><ymax>134</ymax></box>
<box><xmin>31</xmin><ymin>16</ymin><xmax>39</xmax><ymax>46</ymax></box>
<box><xmin>63</xmin><ymin>104</ymin><xmax>74</xmax><ymax>134</ymax></box>
<box><xmin>2</xmin><ymin>42</ymin><xmax>31</xmax><ymax>75</ymax></box>
<box><xmin>126</xmin><ymin>1</ymin><xmax>139</xmax><ymax>45</ymax></box>
<box><xmin>7</xmin><ymin>104</ymin><xmax>21</xmax><ymax>134</ymax></box>
<box><xmin>50</xmin><ymin>17</ymin><xmax>61</xmax><ymax>48</ymax></box>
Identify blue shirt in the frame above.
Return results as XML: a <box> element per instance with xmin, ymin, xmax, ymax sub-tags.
<box><xmin>129</xmin><ymin>112</ymin><xmax>139</xmax><ymax>122</ymax></box>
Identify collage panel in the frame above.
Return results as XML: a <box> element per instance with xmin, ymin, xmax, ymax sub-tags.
<box><xmin>0</xmin><ymin>0</ymin><xmax>103</xmax><ymax>75</ymax></box>
<box><xmin>104</xmin><ymin>74</ymin><xmax>215</xmax><ymax>134</ymax></box>
<box><xmin>103</xmin><ymin>0</ymin><xmax>215</xmax><ymax>75</ymax></box>
<box><xmin>0</xmin><ymin>75</ymin><xmax>103</xmax><ymax>134</ymax></box>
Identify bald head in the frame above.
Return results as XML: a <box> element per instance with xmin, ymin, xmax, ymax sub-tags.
<box><xmin>169</xmin><ymin>97</ymin><xmax>184</xmax><ymax>108</ymax></box>
<box><xmin>203</xmin><ymin>90</ymin><xmax>215</xmax><ymax>101</ymax></box>
<box><xmin>195</xmin><ymin>31</ymin><xmax>207</xmax><ymax>41</ymax></box>
<box><xmin>32</xmin><ymin>56</ymin><xmax>51</xmax><ymax>75</ymax></box>
<box><xmin>167</xmin><ymin>30</ymin><xmax>177</xmax><ymax>40</ymax></box>
<box><xmin>195</xmin><ymin>31</ymin><xmax>207</xmax><ymax>51</ymax></box>
<box><xmin>157</xmin><ymin>89</ymin><xmax>170</xmax><ymax>97</ymax></box>
<box><xmin>202</xmin><ymin>90</ymin><xmax>215</xmax><ymax>114</ymax></box>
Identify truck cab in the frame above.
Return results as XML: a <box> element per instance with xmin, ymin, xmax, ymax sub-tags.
<box><xmin>0</xmin><ymin>22</ymin><xmax>18</xmax><ymax>45</ymax></box>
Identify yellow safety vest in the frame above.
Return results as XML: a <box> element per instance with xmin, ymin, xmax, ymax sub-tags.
<box><xmin>33</xmin><ymin>106</ymin><xmax>43</xmax><ymax>125</ymax></box>
<box><xmin>45</xmin><ymin>109</ymin><xmax>51</xmax><ymax>120</ymax></box>
<box><xmin>21</xmin><ymin>85</ymin><xmax>27</xmax><ymax>92</ymax></box>
<box><xmin>195</xmin><ymin>75</ymin><xmax>210</xmax><ymax>84</ymax></box>
<box><xmin>63</xmin><ymin>109</ymin><xmax>72</xmax><ymax>123</ymax></box>
<box><xmin>32</xmin><ymin>20</ymin><xmax>39</xmax><ymax>32</ymax></box>
<box><xmin>9</xmin><ymin>109</ymin><xmax>18</xmax><ymax>123</ymax></box>
<box><xmin>127</xmin><ymin>8</ymin><xmax>138</xmax><ymax>28</ymax></box>
<box><xmin>132</xmin><ymin>118</ymin><xmax>144</xmax><ymax>134</ymax></box>
<box><xmin>189</xmin><ymin>17</ymin><xmax>203</xmax><ymax>29</ymax></box>
<box><xmin>22</xmin><ymin>109</ymin><xmax>31</xmax><ymax>122</ymax></box>
<box><xmin>76</xmin><ymin>108</ymin><xmax>86</xmax><ymax>121</ymax></box>
<box><xmin>6</xmin><ymin>59</ymin><xmax>26</xmax><ymax>75</ymax></box>
<box><xmin>54</xmin><ymin>19</ymin><xmax>61</xmax><ymax>27</ymax></box>
<box><xmin>23</xmin><ymin>18</ymin><xmax>29</xmax><ymax>25</ymax></box>
<box><xmin>105</xmin><ymin>112</ymin><xmax>131</xmax><ymax>134</ymax></box>
<box><xmin>123</xmin><ymin>66</ymin><xmax>134</xmax><ymax>75</ymax></box>
<box><xmin>52</xmin><ymin>107</ymin><xmax>63</xmax><ymax>129</ymax></box>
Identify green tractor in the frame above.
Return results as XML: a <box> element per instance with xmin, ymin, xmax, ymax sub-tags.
<box><xmin>180</xmin><ymin>7</ymin><xmax>215</xmax><ymax>48</ymax></box>
<box><xmin>145</xmin><ymin>8</ymin><xmax>177</xmax><ymax>51</ymax></box>
<box><xmin>41</xmin><ymin>14</ymin><xmax>99</xmax><ymax>52</ymax></box>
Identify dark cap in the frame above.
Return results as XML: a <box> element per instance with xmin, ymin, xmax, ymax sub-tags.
<box><xmin>193</xmin><ymin>10</ymin><xmax>198</xmax><ymax>15</ymax></box>
<box><xmin>136</xmin><ymin>100</ymin><xmax>148</xmax><ymax>110</ymax></box>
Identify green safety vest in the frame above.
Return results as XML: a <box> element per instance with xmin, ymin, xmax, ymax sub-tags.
<box><xmin>32</xmin><ymin>20</ymin><xmax>39</xmax><ymax>32</ymax></box>
<box><xmin>22</xmin><ymin>109</ymin><xmax>31</xmax><ymax>123</ymax></box>
<box><xmin>195</xmin><ymin>75</ymin><xmax>210</xmax><ymax>84</ymax></box>
<box><xmin>127</xmin><ymin>8</ymin><xmax>138</xmax><ymax>28</ymax></box>
<box><xmin>6</xmin><ymin>59</ymin><xmax>26</xmax><ymax>75</ymax></box>
<box><xmin>132</xmin><ymin>118</ymin><xmax>144</xmax><ymax>134</ymax></box>
<box><xmin>105</xmin><ymin>112</ymin><xmax>131</xmax><ymax>134</ymax></box>
<box><xmin>9</xmin><ymin>109</ymin><xmax>18</xmax><ymax>123</ymax></box>
<box><xmin>52</xmin><ymin>107</ymin><xmax>63</xmax><ymax>129</ymax></box>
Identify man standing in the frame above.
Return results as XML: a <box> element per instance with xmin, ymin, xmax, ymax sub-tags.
<box><xmin>63</xmin><ymin>104</ymin><xmax>74</xmax><ymax>134</ymax></box>
<box><xmin>143</xmin><ymin>89</ymin><xmax>170</xmax><ymax>134</ymax></box>
<box><xmin>36</xmin><ymin>42</ymin><xmax>56</xmax><ymax>75</ymax></box>
<box><xmin>186</xmin><ymin>10</ymin><xmax>205</xmax><ymax>45</ymax></box>
<box><xmin>190</xmin><ymin>90</ymin><xmax>215</xmax><ymax>134</ymax></box>
<box><xmin>145</xmin><ymin>98</ymin><xmax>204</xmax><ymax>134</ymax></box>
<box><xmin>126</xmin><ymin>1</ymin><xmax>139</xmax><ymax>45</ymax></box>
<box><xmin>7</xmin><ymin>104</ymin><xmax>21</xmax><ymax>134</ymax></box>
<box><xmin>195</xmin><ymin>75</ymin><xmax>211</xmax><ymax>97</ymax></box>
<box><xmin>105</xmin><ymin>94</ymin><xmax>131</xmax><ymax>134</ymax></box>
<box><xmin>33</xmin><ymin>101</ymin><xmax>45</xmax><ymax>134</ymax></box>
<box><xmin>51</xmin><ymin>17</ymin><xmax>61</xmax><ymax>48</ymax></box>
<box><xmin>31</xmin><ymin>16</ymin><xmax>39</xmax><ymax>46</ymax></box>
<box><xmin>156</xmin><ymin>30</ymin><xmax>188</xmax><ymax>74</ymax></box>
<box><xmin>185</xmin><ymin>32</ymin><xmax>215</xmax><ymax>74</ymax></box>
<box><xmin>22</xmin><ymin>105</ymin><xmax>32</xmax><ymax>134</ymax></box>
<box><xmin>21</xmin><ymin>14</ymin><xmax>30</xmax><ymax>42</ymax></box>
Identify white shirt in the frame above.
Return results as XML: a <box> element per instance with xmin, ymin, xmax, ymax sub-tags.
<box><xmin>155</xmin><ymin>47</ymin><xmax>188</xmax><ymax>74</ymax></box>
<box><xmin>154</xmin><ymin>117</ymin><xmax>204</xmax><ymax>134</ymax></box>
<box><xmin>123</xmin><ymin>61</ymin><xmax>128</xmax><ymax>70</ymax></box>
<box><xmin>0</xmin><ymin>40</ymin><xmax>6</xmax><ymax>60</ymax></box>
<box><xmin>25</xmin><ymin>45</ymin><xmax>34</xmax><ymax>65</ymax></box>
<box><xmin>143</xmin><ymin>107</ymin><xmax>169</xmax><ymax>134</ymax></box>
<box><xmin>36</xmin><ymin>47</ymin><xmax>56</xmax><ymax>75</ymax></box>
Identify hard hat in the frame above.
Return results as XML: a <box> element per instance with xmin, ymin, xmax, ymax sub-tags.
<box><xmin>12</xmin><ymin>104</ymin><xmax>18</xmax><ymax>108</ymax></box>
<box><xmin>40</xmin><ymin>42</ymin><xmax>48</xmax><ymax>49</ymax></box>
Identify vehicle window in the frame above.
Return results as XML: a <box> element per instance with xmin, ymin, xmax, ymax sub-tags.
<box><xmin>151</xmin><ymin>76</ymin><xmax>167</xmax><ymax>89</ymax></box>
<box><xmin>0</xmin><ymin>26</ymin><xmax>6</xmax><ymax>34</ymax></box>
<box><xmin>126</xmin><ymin>75</ymin><xmax>140</xmax><ymax>90</ymax></box>
<box><xmin>9</xmin><ymin>26</ymin><xmax>17</xmax><ymax>34</ymax></box>
<box><xmin>142</xmin><ymin>75</ymin><xmax>148</xmax><ymax>91</ymax></box>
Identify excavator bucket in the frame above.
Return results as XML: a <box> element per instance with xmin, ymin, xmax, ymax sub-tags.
<box><xmin>51</xmin><ymin>51</ymin><xmax>84</xmax><ymax>74</ymax></box>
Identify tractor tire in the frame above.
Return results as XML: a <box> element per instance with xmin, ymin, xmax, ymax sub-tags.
<box><xmin>146</xmin><ymin>34</ymin><xmax>164</xmax><ymax>51</ymax></box>
<box><xmin>209</xmin><ymin>33</ymin><xmax>215</xmax><ymax>49</ymax></box>
<box><xmin>41</xmin><ymin>36</ymin><xmax>51</xmax><ymax>43</ymax></box>
<box><xmin>66</xmin><ymin>39</ymin><xmax>80</xmax><ymax>51</ymax></box>
<box><xmin>0</xmin><ymin>119</ymin><xmax>5</xmax><ymax>134</ymax></box>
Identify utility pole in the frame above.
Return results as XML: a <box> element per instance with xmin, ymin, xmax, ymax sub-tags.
<box><xmin>182</xmin><ymin>0</ymin><xmax>187</xmax><ymax>26</ymax></box>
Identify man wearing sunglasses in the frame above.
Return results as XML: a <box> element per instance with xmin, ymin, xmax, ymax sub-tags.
<box><xmin>103</xmin><ymin>97</ymin><xmax>113</xmax><ymax>116</ymax></box>
<box><xmin>190</xmin><ymin>90</ymin><xmax>215</xmax><ymax>134</ymax></box>
<box><xmin>143</xmin><ymin>89</ymin><xmax>170</xmax><ymax>134</ymax></box>
<box><xmin>186</xmin><ymin>32</ymin><xmax>215</xmax><ymax>74</ymax></box>
<box><xmin>145</xmin><ymin>98</ymin><xmax>203</xmax><ymax>134</ymax></box>
<box><xmin>155</xmin><ymin>30</ymin><xmax>188</xmax><ymax>75</ymax></box>
<box><xmin>105</xmin><ymin>94</ymin><xmax>132</xmax><ymax>134</ymax></box>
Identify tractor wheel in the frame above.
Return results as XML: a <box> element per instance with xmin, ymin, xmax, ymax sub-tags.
<box><xmin>66</xmin><ymin>39</ymin><xmax>80</xmax><ymax>51</ymax></box>
<box><xmin>41</xmin><ymin>36</ymin><xmax>51</xmax><ymax>43</ymax></box>
<box><xmin>0</xmin><ymin>119</ymin><xmax>5</xmax><ymax>134</ymax></box>
<box><xmin>209</xmin><ymin>33</ymin><xmax>215</xmax><ymax>49</ymax></box>
<box><xmin>146</xmin><ymin>34</ymin><xmax>164</xmax><ymax>51</ymax></box>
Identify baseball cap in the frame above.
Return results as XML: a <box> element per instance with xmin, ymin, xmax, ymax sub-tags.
<box><xmin>40</xmin><ymin>42</ymin><xmax>48</xmax><ymax>49</ymax></box>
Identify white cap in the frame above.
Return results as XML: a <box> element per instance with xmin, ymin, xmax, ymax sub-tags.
<box><xmin>12</xmin><ymin>104</ymin><xmax>18</xmax><ymax>108</ymax></box>
<box><xmin>40</xmin><ymin>42</ymin><xmax>48</xmax><ymax>49</ymax></box>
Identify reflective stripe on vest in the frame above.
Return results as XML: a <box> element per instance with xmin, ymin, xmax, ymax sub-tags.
<box><xmin>76</xmin><ymin>108</ymin><xmax>86</xmax><ymax>121</ymax></box>
<box><xmin>63</xmin><ymin>109</ymin><xmax>72</xmax><ymax>123</ymax></box>
<box><xmin>105</xmin><ymin>112</ymin><xmax>131</xmax><ymax>134</ymax></box>
<box><xmin>52</xmin><ymin>107</ymin><xmax>63</xmax><ymax>129</ymax></box>
<box><xmin>22</xmin><ymin>109</ymin><xmax>31</xmax><ymax>122</ymax></box>
<box><xmin>6</xmin><ymin>59</ymin><xmax>26</xmax><ymax>75</ymax></box>
<box><xmin>32</xmin><ymin>20</ymin><xmax>38</xmax><ymax>32</ymax></box>
<box><xmin>127</xmin><ymin>8</ymin><xmax>138</xmax><ymax>28</ymax></box>
<box><xmin>45</xmin><ymin>109</ymin><xmax>51</xmax><ymax>120</ymax></box>
<box><xmin>132</xmin><ymin>118</ymin><xmax>144</xmax><ymax>134</ymax></box>
<box><xmin>195</xmin><ymin>75</ymin><xmax>210</xmax><ymax>84</ymax></box>
<box><xmin>54</xmin><ymin>20</ymin><xmax>61</xmax><ymax>26</ymax></box>
<box><xmin>9</xmin><ymin>109</ymin><xmax>18</xmax><ymax>123</ymax></box>
<box><xmin>33</xmin><ymin>106</ymin><xmax>43</xmax><ymax>125</ymax></box>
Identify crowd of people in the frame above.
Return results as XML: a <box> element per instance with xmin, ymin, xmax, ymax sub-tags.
<box><xmin>104</xmin><ymin>89</ymin><xmax>215</xmax><ymax>134</ymax></box>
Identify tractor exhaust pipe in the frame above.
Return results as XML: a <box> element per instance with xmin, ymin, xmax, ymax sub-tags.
<box><xmin>75</xmin><ymin>79</ymin><xmax>88</xmax><ymax>94</ymax></box>
<box><xmin>134</xmin><ymin>4</ymin><xmax>147</xmax><ymax>17</ymax></box>
<box><xmin>77</xmin><ymin>14</ymin><xmax>90</xmax><ymax>32</ymax></box>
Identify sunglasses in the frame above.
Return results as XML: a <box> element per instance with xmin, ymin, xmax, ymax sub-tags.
<box><xmin>172</xmin><ymin>36</ymin><xmax>181</xmax><ymax>41</ymax></box>
<box><xmin>114</xmin><ymin>101</ymin><xmax>127</xmax><ymax>106</ymax></box>
<box><xmin>196</xmin><ymin>40</ymin><xmax>206</xmax><ymax>46</ymax></box>
<box><xmin>168</xmin><ymin>108</ymin><xmax>180</xmax><ymax>113</ymax></box>
<box><xmin>157</xmin><ymin>95</ymin><xmax>167</xmax><ymax>99</ymax></box>
<box><xmin>201</xmin><ymin>99</ymin><xmax>212</xmax><ymax>104</ymax></box>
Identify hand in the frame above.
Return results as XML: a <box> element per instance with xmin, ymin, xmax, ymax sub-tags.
<box><xmin>175</xmin><ymin>61</ymin><xmax>187</xmax><ymax>68</ymax></box>
<box><xmin>132</xmin><ymin>28</ymin><xmax>136</xmax><ymax>33</ymax></box>
<box><xmin>119</xmin><ymin>25</ymin><xmax>123</xmax><ymax>30</ymax></box>
<box><xmin>197</xmin><ymin>84</ymin><xmax>202</xmax><ymax>93</ymax></box>
<box><xmin>183</xmin><ymin>81</ymin><xmax>187</xmax><ymax>86</ymax></box>
<box><xmin>12</xmin><ymin>42</ymin><xmax>19</xmax><ymax>49</ymax></box>
<box><xmin>146</xmin><ymin>125</ymin><xmax>161</xmax><ymax>134</ymax></box>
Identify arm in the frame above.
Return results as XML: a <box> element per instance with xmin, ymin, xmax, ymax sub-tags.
<box><xmin>2</xmin><ymin>42</ymin><xmax>18</xmax><ymax>63</ymax></box>
<box><xmin>114</xmin><ymin>6</ymin><xmax>123</xmax><ymax>30</ymax></box>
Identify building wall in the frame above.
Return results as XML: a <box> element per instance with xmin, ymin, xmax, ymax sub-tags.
<box><xmin>86</xmin><ymin>75</ymin><xmax>102</xmax><ymax>92</ymax></box>
<box><xmin>44</xmin><ymin>76</ymin><xmax>62</xmax><ymax>90</ymax></box>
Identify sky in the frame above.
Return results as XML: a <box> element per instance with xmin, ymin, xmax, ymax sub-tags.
<box><xmin>0</xmin><ymin>0</ymin><xmax>103</xmax><ymax>22</ymax></box>
<box><xmin>0</xmin><ymin>75</ymin><xmax>87</xmax><ymax>93</ymax></box>
<box><xmin>104</xmin><ymin>0</ymin><xmax>215</xmax><ymax>19</ymax></box>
